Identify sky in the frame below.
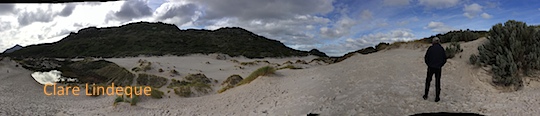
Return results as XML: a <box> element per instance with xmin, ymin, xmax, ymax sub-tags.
<box><xmin>0</xmin><ymin>0</ymin><xmax>539</xmax><ymax>56</ymax></box>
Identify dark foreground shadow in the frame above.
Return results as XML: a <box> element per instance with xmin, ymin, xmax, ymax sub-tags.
<box><xmin>410</xmin><ymin>112</ymin><xmax>485</xmax><ymax>116</ymax></box>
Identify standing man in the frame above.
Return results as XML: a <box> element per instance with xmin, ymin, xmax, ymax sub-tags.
<box><xmin>423</xmin><ymin>37</ymin><xmax>447</xmax><ymax>102</ymax></box>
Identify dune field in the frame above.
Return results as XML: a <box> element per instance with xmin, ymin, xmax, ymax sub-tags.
<box><xmin>1</xmin><ymin>38</ymin><xmax>540</xmax><ymax>116</ymax></box>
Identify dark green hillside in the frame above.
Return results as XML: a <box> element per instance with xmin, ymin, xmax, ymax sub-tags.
<box><xmin>3</xmin><ymin>22</ymin><xmax>323</xmax><ymax>58</ymax></box>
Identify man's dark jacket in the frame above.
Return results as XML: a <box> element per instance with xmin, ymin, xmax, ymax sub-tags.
<box><xmin>424</xmin><ymin>43</ymin><xmax>447</xmax><ymax>69</ymax></box>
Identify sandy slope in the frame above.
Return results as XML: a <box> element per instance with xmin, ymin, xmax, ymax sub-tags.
<box><xmin>1</xmin><ymin>38</ymin><xmax>540</xmax><ymax>116</ymax></box>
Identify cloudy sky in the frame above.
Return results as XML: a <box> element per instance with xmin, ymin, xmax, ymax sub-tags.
<box><xmin>0</xmin><ymin>0</ymin><xmax>539</xmax><ymax>56</ymax></box>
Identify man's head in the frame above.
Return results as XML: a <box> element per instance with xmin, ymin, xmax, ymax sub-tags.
<box><xmin>432</xmin><ymin>37</ymin><xmax>440</xmax><ymax>44</ymax></box>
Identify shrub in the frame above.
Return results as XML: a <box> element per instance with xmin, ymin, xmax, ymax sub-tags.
<box><xmin>240</xmin><ymin>62</ymin><xmax>257</xmax><ymax>66</ymax></box>
<box><xmin>137</xmin><ymin>73</ymin><xmax>167</xmax><ymax>88</ymax></box>
<box><xmin>277</xmin><ymin>65</ymin><xmax>302</xmax><ymax>70</ymax></box>
<box><xmin>174</xmin><ymin>86</ymin><xmax>191</xmax><ymax>97</ymax></box>
<box><xmin>150</xmin><ymin>87</ymin><xmax>164</xmax><ymax>99</ymax></box>
<box><xmin>167</xmin><ymin>75</ymin><xmax>213</xmax><ymax>97</ymax></box>
<box><xmin>113</xmin><ymin>95</ymin><xmax>124</xmax><ymax>106</ymax></box>
<box><xmin>469</xmin><ymin>54</ymin><xmax>479</xmax><ymax>65</ymax></box>
<box><xmin>218</xmin><ymin>86</ymin><xmax>233</xmax><ymax>93</ymax></box>
<box><xmin>445</xmin><ymin>42</ymin><xmax>463</xmax><ymax>58</ymax></box>
<box><xmin>218</xmin><ymin>74</ymin><xmax>244</xmax><ymax>93</ymax></box>
<box><xmin>130</xmin><ymin>93</ymin><xmax>138</xmax><ymax>106</ymax></box>
<box><xmin>236</xmin><ymin>66</ymin><xmax>275</xmax><ymax>86</ymax></box>
<box><xmin>184</xmin><ymin>73</ymin><xmax>211</xmax><ymax>84</ymax></box>
<box><xmin>158</xmin><ymin>68</ymin><xmax>164</xmax><ymax>72</ymax></box>
<box><xmin>170</xmin><ymin>69</ymin><xmax>179</xmax><ymax>75</ymax></box>
<box><xmin>474</xmin><ymin>20</ymin><xmax>540</xmax><ymax>88</ymax></box>
<box><xmin>132</xmin><ymin>60</ymin><xmax>152</xmax><ymax>72</ymax></box>
<box><xmin>168</xmin><ymin>79</ymin><xmax>190</xmax><ymax>88</ymax></box>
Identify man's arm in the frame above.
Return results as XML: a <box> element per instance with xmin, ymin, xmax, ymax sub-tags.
<box><xmin>424</xmin><ymin>47</ymin><xmax>431</xmax><ymax>66</ymax></box>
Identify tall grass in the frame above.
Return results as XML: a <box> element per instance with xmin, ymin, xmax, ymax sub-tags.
<box><xmin>236</xmin><ymin>66</ymin><xmax>276</xmax><ymax>86</ymax></box>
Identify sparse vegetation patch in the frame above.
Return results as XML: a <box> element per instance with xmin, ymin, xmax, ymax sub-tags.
<box><xmin>218</xmin><ymin>74</ymin><xmax>244</xmax><ymax>93</ymax></box>
<box><xmin>445</xmin><ymin>42</ymin><xmax>463</xmax><ymax>59</ymax></box>
<box><xmin>236</xmin><ymin>66</ymin><xmax>276</xmax><ymax>86</ymax></box>
<box><xmin>137</xmin><ymin>73</ymin><xmax>167</xmax><ymax>88</ymax></box>
<box><xmin>167</xmin><ymin>73</ymin><xmax>213</xmax><ymax>97</ymax></box>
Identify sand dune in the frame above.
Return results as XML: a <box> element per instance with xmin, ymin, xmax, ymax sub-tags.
<box><xmin>1</xmin><ymin>38</ymin><xmax>540</xmax><ymax>116</ymax></box>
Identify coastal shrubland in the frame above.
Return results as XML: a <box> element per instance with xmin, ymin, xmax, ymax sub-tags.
<box><xmin>470</xmin><ymin>20</ymin><xmax>540</xmax><ymax>90</ymax></box>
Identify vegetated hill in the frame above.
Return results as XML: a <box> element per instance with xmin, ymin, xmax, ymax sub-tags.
<box><xmin>331</xmin><ymin>29</ymin><xmax>488</xmax><ymax>63</ymax></box>
<box><xmin>418</xmin><ymin>29</ymin><xmax>488</xmax><ymax>43</ymax></box>
<box><xmin>2</xmin><ymin>22</ymin><xmax>325</xmax><ymax>58</ymax></box>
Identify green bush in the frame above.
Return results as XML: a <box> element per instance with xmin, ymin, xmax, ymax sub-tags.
<box><xmin>137</xmin><ymin>73</ymin><xmax>167</xmax><ymax>88</ymax></box>
<box><xmin>473</xmin><ymin>20</ymin><xmax>540</xmax><ymax>88</ymax></box>
<box><xmin>218</xmin><ymin>86</ymin><xmax>233</xmax><ymax>93</ymax></box>
<box><xmin>236</xmin><ymin>66</ymin><xmax>276</xmax><ymax>86</ymax></box>
<box><xmin>218</xmin><ymin>74</ymin><xmax>244</xmax><ymax>93</ymax></box>
<box><xmin>130</xmin><ymin>94</ymin><xmax>138</xmax><ymax>106</ymax></box>
<box><xmin>150</xmin><ymin>87</ymin><xmax>164</xmax><ymax>99</ymax></box>
<box><xmin>445</xmin><ymin>42</ymin><xmax>463</xmax><ymax>58</ymax></box>
<box><xmin>113</xmin><ymin>95</ymin><xmax>124</xmax><ymax>106</ymax></box>
<box><xmin>174</xmin><ymin>86</ymin><xmax>191</xmax><ymax>97</ymax></box>
<box><xmin>167</xmin><ymin>75</ymin><xmax>212</xmax><ymax>97</ymax></box>
<box><xmin>469</xmin><ymin>54</ymin><xmax>479</xmax><ymax>65</ymax></box>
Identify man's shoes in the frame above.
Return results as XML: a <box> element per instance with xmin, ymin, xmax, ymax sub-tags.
<box><xmin>422</xmin><ymin>95</ymin><xmax>428</xmax><ymax>100</ymax></box>
<box><xmin>435</xmin><ymin>97</ymin><xmax>440</xmax><ymax>102</ymax></box>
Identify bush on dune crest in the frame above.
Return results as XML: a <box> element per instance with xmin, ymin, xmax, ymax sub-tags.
<box><xmin>219</xmin><ymin>66</ymin><xmax>276</xmax><ymax>93</ymax></box>
<box><xmin>235</xmin><ymin>66</ymin><xmax>276</xmax><ymax>86</ymax></box>
<box><xmin>470</xmin><ymin>20</ymin><xmax>540</xmax><ymax>90</ymax></box>
<box><xmin>445</xmin><ymin>42</ymin><xmax>463</xmax><ymax>59</ymax></box>
<box><xmin>218</xmin><ymin>74</ymin><xmax>244</xmax><ymax>93</ymax></box>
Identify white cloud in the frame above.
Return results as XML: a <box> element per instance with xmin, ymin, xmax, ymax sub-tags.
<box><xmin>205</xmin><ymin>14</ymin><xmax>330</xmax><ymax>46</ymax></box>
<box><xmin>463</xmin><ymin>3</ymin><xmax>483</xmax><ymax>19</ymax></box>
<box><xmin>360</xmin><ymin>10</ymin><xmax>372</xmax><ymax>20</ymax></box>
<box><xmin>189</xmin><ymin>0</ymin><xmax>334</xmax><ymax>21</ymax></box>
<box><xmin>320</xmin><ymin>15</ymin><xmax>357</xmax><ymax>39</ymax></box>
<box><xmin>383</xmin><ymin>0</ymin><xmax>410</xmax><ymax>6</ymax></box>
<box><xmin>419</xmin><ymin>0</ymin><xmax>460</xmax><ymax>9</ymax></box>
<box><xmin>318</xmin><ymin>29</ymin><xmax>415</xmax><ymax>56</ymax></box>
<box><xmin>481</xmin><ymin>12</ymin><xmax>492</xmax><ymax>19</ymax></box>
<box><xmin>397</xmin><ymin>17</ymin><xmax>419</xmax><ymax>26</ymax></box>
<box><xmin>0</xmin><ymin>2</ymin><xmax>126</xmax><ymax>52</ymax></box>
<box><xmin>425</xmin><ymin>21</ymin><xmax>454</xmax><ymax>33</ymax></box>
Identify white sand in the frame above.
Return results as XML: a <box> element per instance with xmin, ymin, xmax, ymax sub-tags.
<box><xmin>1</xmin><ymin>38</ymin><xmax>540</xmax><ymax>116</ymax></box>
